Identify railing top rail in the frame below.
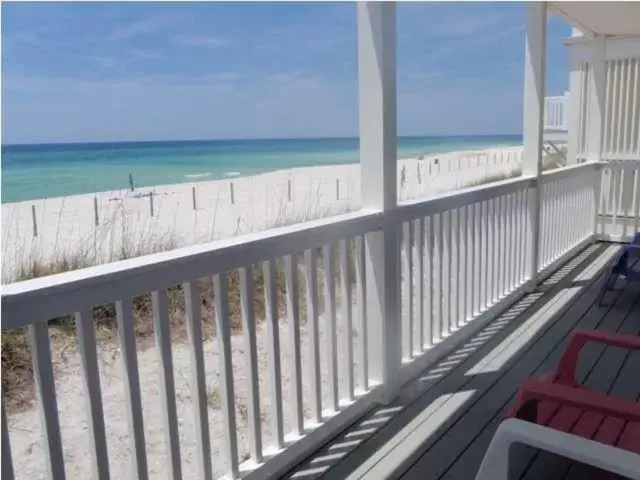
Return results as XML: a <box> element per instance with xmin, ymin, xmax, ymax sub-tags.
<box><xmin>2</xmin><ymin>209</ymin><xmax>383</xmax><ymax>329</ymax></box>
<box><xmin>540</xmin><ymin>162</ymin><xmax>598</xmax><ymax>182</ymax></box>
<box><xmin>601</xmin><ymin>158</ymin><xmax>640</xmax><ymax>167</ymax></box>
<box><xmin>545</xmin><ymin>95</ymin><xmax>569</xmax><ymax>102</ymax></box>
<box><xmin>395</xmin><ymin>174</ymin><xmax>535</xmax><ymax>224</ymax></box>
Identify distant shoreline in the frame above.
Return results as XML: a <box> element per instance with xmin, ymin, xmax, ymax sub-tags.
<box><xmin>1</xmin><ymin>133</ymin><xmax>523</xmax><ymax>150</ymax></box>
<box><xmin>2</xmin><ymin>146</ymin><xmax>522</xmax><ymax>206</ymax></box>
<box><xmin>1</xmin><ymin>135</ymin><xmax>523</xmax><ymax>203</ymax></box>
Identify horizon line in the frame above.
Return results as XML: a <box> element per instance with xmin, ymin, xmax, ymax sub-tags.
<box><xmin>2</xmin><ymin>132</ymin><xmax>523</xmax><ymax>148</ymax></box>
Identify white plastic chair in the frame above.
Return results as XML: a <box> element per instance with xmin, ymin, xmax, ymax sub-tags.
<box><xmin>475</xmin><ymin>418</ymin><xmax>640</xmax><ymax>480</ymax></box>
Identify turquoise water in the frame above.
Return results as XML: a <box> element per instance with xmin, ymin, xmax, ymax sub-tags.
<box><xmin>1</xmin><ymin>135</ymin><xmax>521</xmax><ymax>203</ymax></box>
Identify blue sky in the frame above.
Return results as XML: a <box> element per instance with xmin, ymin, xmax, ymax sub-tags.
<box><xmin>1</xmin><ymin>2</ymin><xmax>571</xmax><ymax>144</ymax></box>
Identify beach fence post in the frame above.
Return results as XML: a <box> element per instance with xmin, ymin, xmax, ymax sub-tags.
<box><xmin>31</xmin><ymin>204</ymin><xmax>38</xmax><ymax>237</ymax></box>
<box><xmin>94</xmin><ymin>196</ymin><xmax>99</xmax><ymax>226</ymax></box>
<box><xmin>192</xmin><ymin>186</ymin><xmax>197</xmax><ymax>211</ymax></box>
<box><xmin>336</xmin><ymin>178</ymin><xmax>340</xmax><ymax>200</ymax></box>
<box><xmin>288</xmin><ymin>178</ymin><xmax>292</xmax><ymax>202</ymax></box>
<box><xmin>230</xmin><ymin>182</ymin><xmax>235</xmax><ymax>204</ymax></box>
<box><xmin>150</xmin><ymin>192</ymin><xmax>155</xmax><ymax>217</ymax></box>
<box><xmin>417</xmin><ymin>163</ymin><xmax>422</xmax><ymax>185</ymax></box>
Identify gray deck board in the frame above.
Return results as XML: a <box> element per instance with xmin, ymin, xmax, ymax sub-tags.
<box><xmin>403</xmin><ymin>250</ymin><xmax>637</xmax><ymax>480</ymax></box>
<box><xmin>518</xmin><ymin>288</ymin><xmax>640</xmax><ymax>480</ymax></box>
<box><xmin>438</xmin><ymin>277</ymin><xmax>640</xmax><ymax>480</ymax></box>
<box><xmin>284</xmin><ymin>243</ymin><xmax>640</xmax><ymax>480</ymax></box>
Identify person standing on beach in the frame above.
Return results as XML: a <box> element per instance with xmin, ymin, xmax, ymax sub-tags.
<box><xmin>129</xmin><ymin>173</ymin><xmax>135</xmax><ymax>192</ymax></box>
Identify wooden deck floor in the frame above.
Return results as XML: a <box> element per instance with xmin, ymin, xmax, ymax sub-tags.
<box><xmin>284</xmin><ymin>242</ymin><xmax>640</xmax><ymax>480</ymax></box>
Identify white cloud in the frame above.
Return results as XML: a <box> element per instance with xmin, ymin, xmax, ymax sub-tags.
<box><xmin>173</xmin><ymin>35</ymin><xmax>228</xmax><ymax>48</ymax></box>
<box><xmin>93</xmin><ymin>56</ymin><xmax>117</xmax><ymax>68</ymax></box>
<box><xmin>107</xmin><ymin>15</ymin><xmax>177</xmax><ymax>41</ymax></box>
<box><xmin>128</xmin><ymin>48</ymin><xmax>167</xmax><ymax>60</ymax></box>
<box><xmin>406</xmin><ymin>71</ymin><xmax>446</xmax><ymax>81</ymax></box>
<box><xmin>1</xmin><ymin>72</ymin><xmax>356</xmax><ymax>143</ymax></box>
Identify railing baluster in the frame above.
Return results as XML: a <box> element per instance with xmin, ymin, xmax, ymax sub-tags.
<box><xmin>75</xmin><ymin>310</ymin><xmax>110</xmax><ymax>480</ymax></box>
<box><xmin>415</xmin><ymin>218</ymin><xmax>425</xmax><ymax>351</ymax></box>
<box><xmin>623</xmin><ymin>169</ymin><xmax>631</xmax><ymax>239</ymax></box>
<box><xmin>184</xmin><ymin>281</ymin><xmax>214</xmax><ymax>479</ymax></box>
<box><xmin>516</xmin><ymin>190</ymin><xmax>522</xmax><ymax>284</ymax></box>
<box><xmin>115</xmin><ymin>299</ymin><xmax>148</xmax><ymax>480</ymax></box>
<box><xmin>547</xmin><ymin>182</ymin><xmax>554</xmax><ymax>266</ymax></box>
<box><xmin>322</xmin><ymin>244</ymin><xmax>339</xmax><ymax>412</ymax></box>
<box><xmin>339</xmin><ymin>240</ymin><xmax>354</xmax><ymax>401</ymax></box>
<box><xmin>565</xmin><ymin>179</ymin><xmax>572</xmax><ymax>251</ymax></box>
<box><xmin>464</xmin><ymin>204</ymin><xmax>472</xmax><ymax>322</ymax></box>
<box><xmin>151</xmin><ymin>290</ymin><xmax>182</xmax><ymax>480</ymax></box>
<box><xmin>263</xmin><ymin>259</ymin><xmax>284</xmax><ymax>449</ymax></box>
<box><xmin>541</xmin><ymin>182</ymin><xmax>549</xmax><ymax>269</ymax></box>
<box><xmin>239</xmin><ymin>267</ymin><xmax>263</xmax><ymax>462</ymax></box>
<box><xmin>513</xmin><ymin>190</ymin><xmax>526</xmax><ymax>284</ymax></box>
<box><xmin>473</xmin><ymin>202</ymin><xmax>481</xmax><ymax>316</ymax></box>
<box><xmin>633</xmin><ymin>170</ymin><xmax>639</xmax><ymax>234</ymax></box>
<box><xmin>354</xmin><ymin>236</ymin><xmax>368</xmax><ymax>390</ymax></box>
<box><xmin>574</xmin><ymin>177</ymin><xmax>581</xmax><ymax>245</ymax></box>
<box><xmin>611</xmin><ymin>169</ymin><xmax>620</xmax><ymax>232</ymax></box>
<box><xmin>567</xmin><ymin>179</ymin><xmax>574</xmax><ymax>248</ymax></box>
<box><xmin>304</xmin><ymin>249</ymin><xmax>322</xmax><ymax>422</ymax></box>
<box><xmin>616</xmin><ymin>169</ymin><xmax>625</xmax><ymax>237</ymax></box>
<box><xmin>499</xmin><ymin>195</ymin><xmax>506</xmax><ymax>296</ymax></box>
<box><xmin>492</xmin><ymin>197</ymin><xmax>500</xmax><ymax>301</ymax></box>
<box><xmin>435</xmin><ymin>213</ymin><xmax>443</xmax><ymax>342</ymax></box>
<box><xmin>213</xmin><ymin>274</ymin><xmax>239</xmax><ymax>477</ymax></box>
<box><xmin>489</xmin><ymin>198</ymin><xmax>498</xmax><ymax>304</ymax></box>
<box><xmin>547</xmin><ymin>181</ymin><xmax>566</xmax><ymax>258</ymax></box>
<box><xmin>451</xmin><ymin>208</ymin><xmax>460</xmax><ymax>330</ymax></box>
<box><xmin>425</xmin><ymin>216</ymin><xmax>434</xmax><ymax>347</ymax></box>
<box><xmin>29</xmin><ymin>322</ymin><xmax>66</xmax><ymax>480</ymax></box>
<box><xmin>482</xmin><ymin>201</ymin><xmax>490</xmax><ymax>311</ymax></box>
<box><xmin>505</xmin><ymin>194</ymin><xmax>513</xmax><ymax>293</ymax></box>
<box><xmin>402</xmin><ymin>221</ymin><xmax>413</xmax><ymax>357</ymax></box>
<box><xmin>540</xmin><ymin>182</ymin><xmax>548</xmax><ymax>268</ymax></box>
<box><xmin>284</xmin><ymin>255</ymin><xmax>304</xmax><ymax>435</ymax></box>
<box><xmin>444</xmin><ymin>210</ymin><xmax>452</xmax><ymax>335</ymax></box>
<box><xmin>2</xmin><ymin>403</ymin><xmax>14</xmax><ymax>480</ymax></box>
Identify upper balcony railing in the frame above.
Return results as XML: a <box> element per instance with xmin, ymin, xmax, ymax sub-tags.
<box><xmin>544</xmin><ymin>92</ymin><xmax>570</xmax><ymax>131</ymax></box>
<box><xmin>2</xmin><ymin>159</ymin><xmax>640</xmax><ymax>480</ymax></box>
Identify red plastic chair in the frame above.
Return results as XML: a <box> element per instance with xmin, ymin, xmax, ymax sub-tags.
<box><xmin>506</xmin><ymin>330</ymin><xmax>640</xmax><ymax>454</ymax></box>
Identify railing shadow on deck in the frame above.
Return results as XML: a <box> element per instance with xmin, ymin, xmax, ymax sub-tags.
<box><xmin>285</xmin><ymin>243</ymin><xmax>624</xmax><ymax>480</ymax></box>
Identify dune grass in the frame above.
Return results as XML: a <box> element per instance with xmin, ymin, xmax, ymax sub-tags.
<box><xmin>2</xmin><ymin>155</ymin><xmax>564</xmax><ymax>411</ymax></box>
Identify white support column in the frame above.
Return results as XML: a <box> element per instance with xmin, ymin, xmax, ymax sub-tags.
<box><xmin>566</xmin><ymin>44</ymin><xmax>582</xmax><ymax>165</ymax></box>
<box><xmin>588</xmin><ymin>35</ymin><xmax>606</xmax><ymax>162</ymax></box>
<box><xmin>522</xmin><ymin>2</ymin><xmax>547</xmax><ymax>287</ymax></box>
<box><xmin>357</xmin><ymin>2</ymin><xmax>401</xmax><ymax>399</ymax></box>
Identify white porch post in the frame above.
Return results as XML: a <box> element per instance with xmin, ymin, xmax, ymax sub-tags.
<box><xmin>523</xmin><ymin>2</ymin><xmax>547</xmax><ymax>286</ymax></box>
<box><xmin>588</xmin><ymin>35</ymin><xmax>606</xmax><ymax>162</ymax></box>
<box><xmin>357</xmin><ymin>2</ymin><xmax>401</xmax><ymax>398</ymax></box>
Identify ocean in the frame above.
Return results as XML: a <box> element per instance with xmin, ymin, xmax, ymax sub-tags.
<box><xmin>1</xmin><ymin>135</ymin><xmax>522</xmax><ymax>203</ymax></box>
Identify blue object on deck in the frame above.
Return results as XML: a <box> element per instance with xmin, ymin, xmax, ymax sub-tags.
<box><xmin>598</xmin><ymin>232</ymin><xmax>640</xmax><ymax>306</ymax></box>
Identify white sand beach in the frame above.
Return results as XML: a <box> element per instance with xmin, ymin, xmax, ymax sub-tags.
<box><xmin>3</xmin><ymin>145</ymin><xmax>524</xmax><ymax>480</ymax></box>
<box><xmin>1</xmin><ymin>146</ymin><xmax>523</xmax><ymax>282</ymax></box>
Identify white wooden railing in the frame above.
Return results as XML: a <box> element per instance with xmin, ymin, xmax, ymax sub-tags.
<box><xmin>2</xmin><ymin>161</ymin><xmax>632</xmax><ymax>480</ymax></box>
<box><xmin>597</xmin><ymin>159</ymin><xmax>640</xmax><ymax>241</ymax></box>
<box><xmin>544</xmin><ymin>93</ymin><xmax>569</xmax><ymax>131</ymax></box>
<box><xmin>538</xmin><ymin>164</ymin><xmax>597</xmax><ymax>271</ymax></box>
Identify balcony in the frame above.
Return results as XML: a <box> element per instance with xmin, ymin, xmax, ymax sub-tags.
<box><xmin>3</xmin><ymin>2</ymin><xmax>640</xmax><ymax>479</ymax></box>
<box><xmin>544</xmin><ymin>93</ymin><xmax>569</xmax><ymax>132</ymax></box>
<box><xmin>286</xmin><ymin>242</ymin><xmax>640</xmax><ymax>480</ymax></box>
<box><xmin>543</xmin><ymin>93</ymin><xmax>570</xmax><ymax>145</ymax></box>
<box><xmin>2</xmin><ymin>159</ymin><xmax>640</xmax><ymax>480</ymax></box>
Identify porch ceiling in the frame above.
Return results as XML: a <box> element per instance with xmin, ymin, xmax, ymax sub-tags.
<box><xmin>549</xmin><ymin>1</ymin><xmax>640</xmax><ymax>37</ymax></box>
